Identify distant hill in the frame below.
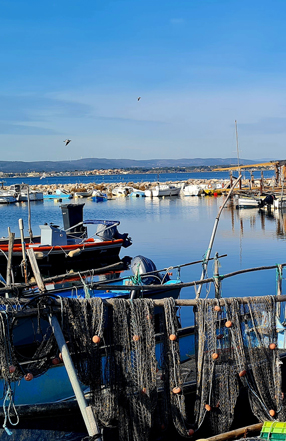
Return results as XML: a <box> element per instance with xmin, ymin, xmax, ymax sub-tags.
<box><xmin>0</xmin><ymin>157</ymin><xmax>269</xmax><ymax>173</ymax></box>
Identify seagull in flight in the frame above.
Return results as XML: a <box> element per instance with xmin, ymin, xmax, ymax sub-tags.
<box><xmin>137</xmin><ymin>97</ymin><xmax>141</xmax><ymax>101</ymax></box>
<box><xmin>64</xmin><ymin>139</ymin><xmax>71</xmax><ymax>146</ymax></box>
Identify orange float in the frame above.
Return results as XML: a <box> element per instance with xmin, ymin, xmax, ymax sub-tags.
<box><xmin>24</xmin><ymin>373</ymin><xmax>34</xmax><ymax>381</ymax></box>
<box><xmin>92</xmin><ymin>335</ymin><xmax>101</xmax><ymax>344</ymax></box>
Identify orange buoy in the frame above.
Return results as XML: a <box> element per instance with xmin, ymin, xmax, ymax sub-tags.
<box><xmin>168</xmin><ymin>272</ymin><xmax>173</xmax><ymax>276</ymax></box>
<box><xmin>225</xmin><ymin>320</ymin><xmax>232</xmax><ymax>328</ymax></box>
<box><xmin>52</xmin><ymin>358</ymin><xmax>60</xmax><ymax>366</ymax></box>
<box><xmin>24</xmin><ymin>373</ymin><xmax>33</xmax><ymax>381</ymax></box>
<box><xmin>269</xmin><ymin>343</ymin><xmax>276</xmax><ymax>350</ymax></box>
<box><xmin>92</xmin><ymin>335</ymin><xmax>101</xmax><ymax>344</ymax></box>
<box><xmin>269</xmin><ymin>409</ymin><xmax>276</xmax><ymax>417</ymax></box>
<box><xmin>212</xmin><ymin>353</ymin><xmax>219</xmax><ymax>360</ymax></box>
<box><xmin>205</xmin><ymin>404</ymin><xmax>211</xmax><ymax>411</ymax></box>
<box><xmin>214</xmin><ymin>192</ymin><xmax>218</xmax><ymax>197</ymax></box>
<box><xmin>214</xmin><ymin>305</ymin><xmax>221</xmax><ymax>312</ymax></box>
<box><xmin>9</xmin><ymin>365</ymin><xmax>16</xmax><ymax>374</ymax></box>
<box><xmin>169</xmin><ymin>334</ymin><xmax>177</xmax><ymax>341</ymax></box>
<box><xmin>133</xmin><ymin>335</ymin><xmax>140</xmax><ymax>342</ymax></box>
<box><xmin>172</xmin><ymin>386</ymin><xmax>181</xmax><ymax>394</ymax></box>
<box><xmin>239</xmin><ymin>370</ymin><xmax>247</xmax><ymax>377</ymax></box>
<box><xmin>188</xmin><ymin>429</ymin><xmax>195</xmax><ymax>436</ymax></box>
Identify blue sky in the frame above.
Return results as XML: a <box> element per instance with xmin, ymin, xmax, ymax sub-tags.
<box><xmin>1</xmin><ymin>0</ymin><xmax>286</xmax><ymax>161</ymax></box>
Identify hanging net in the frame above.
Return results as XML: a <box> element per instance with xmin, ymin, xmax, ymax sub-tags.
<box><xmin>194</xmin><ymin>296</ymin><xmax>286</xmax><ymax>435</ymax></box>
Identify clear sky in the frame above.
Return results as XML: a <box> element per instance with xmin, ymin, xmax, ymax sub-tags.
<box><xmin>1</xmin><ymin>0</ymin><xmax>286</xmax><ymax>161</ymax></box>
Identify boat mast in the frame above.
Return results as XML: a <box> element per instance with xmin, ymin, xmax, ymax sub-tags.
<box><xmin>235</xmin><ymin>120</ymin><xmax>242</xmax><ymax>189</ymax></box>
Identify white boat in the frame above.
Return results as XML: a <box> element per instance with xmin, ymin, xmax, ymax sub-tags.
<box><xmin>74</xmin><ymin>191</ymin><xmax>93</xmax><ymax>198</ymax></box>
<box><xmin>236</xmin><ymin>196</ymin><xmax>262</xmax><ymax>208</ymax></box>
<box><xmin>112</xmin><ymin>186</ymin><xmax>134</xmax><ymax>197</ymax></box>
<box><xmin>145</xmin><ymin>184</ymin><xmax>181</xmax><ymax>197</ymax></box>
<box><xmin>0</xmin><ymin>191</ymin><xmax>16</xmax><ymax>204</ymax></box>
<box><xmin>181</xmin><ymin>184</ymin><xmax>204</xmax><ymax>196</ymax></box>
<box><xmin>273</xmin><ymin>197</ymin><xmax>286</xmax><ymax>209</ymax></box>
<box><xmin>9</xmin><ymin>185</ymin><xmax>43</xmax><ymax>202</ymax></box>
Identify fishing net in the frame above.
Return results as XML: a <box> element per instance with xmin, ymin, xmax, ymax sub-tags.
<box><xmin>194</xmin><ymin>296</ymin><xmax>285</xmax><ymax>435</ymax></box>
<box><xmin>159</xmin><ymin>297</ymin><xmax>191</xmax><ymax>438</ymax></box>
<box><xmin>60</xmin><ymin>297</ymin><xmax>158</xmax><ymax>441</ymax></box>
<box><xmin>109</xmin><ymin>298</ymin><xmax>157</xmax><ymax>441</ymax></box>
<box><xmin>0</xmin><ymin>296</ymin><xmax>57</xmax><ymax>383</ymax></box>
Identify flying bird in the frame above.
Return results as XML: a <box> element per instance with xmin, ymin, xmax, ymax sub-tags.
<box><xmin>137</xmin><ymin>97</ymin><xmax>141</xmax><ymax>101</ymax></box>
<box><xmin>64</xmin><ymin>139</ymin><xmax>71</xmax><ymax>146</ymax></box>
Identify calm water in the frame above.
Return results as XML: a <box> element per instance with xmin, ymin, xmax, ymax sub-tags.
<box><xmin>1</xmin><ymin>189</ymin><xmax>285</xmax><ymax>440</ymax></box>
<box><xmin>1</xmin><ymin>193</ymin><xmax>285</xmax><ymax>325</ymax></box>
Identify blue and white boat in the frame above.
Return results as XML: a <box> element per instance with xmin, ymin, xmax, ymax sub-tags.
<box><xmin>90</xmin><ymin>190</ymin><xmax>108</xmax><ymax>202</ymax></box>
<box><xmin>43</xmin><ymin>189</ymin><xmax>73</xmax><ymax>199</ymax></box>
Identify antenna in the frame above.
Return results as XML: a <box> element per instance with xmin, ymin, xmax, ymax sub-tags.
<box><xmin>235</xmin><ymin>120</ymin><xmax>240</xmax><ymax>170</ymax></box>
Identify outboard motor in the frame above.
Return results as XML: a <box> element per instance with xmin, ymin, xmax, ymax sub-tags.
<box><xmin>61</xmin><ymin>203</ymin><xmax>87</xmax><ymax>238</ymax></box>
<box><xmin>96</xmin><ymin>223</ymin><xmax>132</xmax><ymax>248</ymax></box>
<box><xmin>131</xmin><ymin>255</ymin><xmax>170</xmax><ymax>285</ymax></box>
<box><xmin>259</xmin><ymin>194</ymin><xmax>275</xmax><ymax>208</ymax></box>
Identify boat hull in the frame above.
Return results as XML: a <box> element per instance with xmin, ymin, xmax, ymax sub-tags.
<box><xmin>0</xmin><ymin>239</ymin><xmax>125</xmax><ymax>281</ymax></box>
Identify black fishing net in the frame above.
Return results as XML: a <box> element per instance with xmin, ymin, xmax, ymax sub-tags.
<box><xmin>159</xmin><ymin>297</ymin><xmax>191</xmax><ymax>438</ymax></box>
<box><xmin>0</xmin><ymin>296</ymin><xmax>57</xmax><ymax>383</ymax></box>
<box><xmin>60</xmin><ymin>297</ymin><xmax>159</xmax><ymax>441</ymax></box>
<box><xmin>194</xmin><ymin>296</ymin><xmax>286</xmax><ymax>435</ymax></box>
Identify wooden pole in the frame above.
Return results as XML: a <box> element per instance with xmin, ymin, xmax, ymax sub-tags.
<box><xmin>49</xmin><ymin>314</ymin><xmax>102</xmax><ymax>439</ymax></box>
<box><xmin>18</xmin><ymin>219</ymin><xmax>28</xmax><ymax>284</ymax></box>
<box><xmin>277</xmin><ymin>263</ymin><xmax>282</xmax><ymax>318</ymax></box>
<box><xmin>196</xmin><ymin>175</ymin><xmax>242</xmax><ymax>298</ymax></box>
<box><xmin>199</xmin><ymin>422</ymin><xmax>263</xmax><ymax>441</ymax></box>
<box><xmin>27</xmin><ymin>186</ymin><xmax>33</xmax><ymax>243</ymax></box>
<box><xmin>26</xmin><ymin>249</ymin><xmax>45</xmax><ymax>292</ymax></box>
<box><xmin>6</xmin><ymin>227</ymin><xmax>15</xmax><ymax>288</ymax></box>
<box><xmin>213</xmin><ymin>252</ymin><xmax>221</xmax><ymax>298</ymax></box>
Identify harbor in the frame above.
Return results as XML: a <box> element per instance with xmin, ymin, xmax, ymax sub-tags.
<box><xmin>0</xmin><ymin>173</ymin><xmax>285</xmax><ymax>440</ymax></box>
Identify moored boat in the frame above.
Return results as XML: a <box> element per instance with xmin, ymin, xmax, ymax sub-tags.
<box><xmin>10</xmin><ymin>184</ymin><xmax>44</xmax><ymax>201</ymax></box>
<box><xmin>0</xmin><ymin>203</ymin><xmax>132</xmax><ymax>281</ymax></box>
<box><xmin>181</xmin><ymin>183</ymin><xmax>204</xmax><ymax>196</ymax></box>
<box><xmin>0</xmin><ymin>191</ymin><xmax>17</xmax><ymax>204</ymax></box>
<box><xmin>90</xmin><ymin>189</ymin><xmax>108</xmax><ymax>202</ymax></box>
<box><xmin>145</xmin><ymin>184</ymin><xmax>181</xmax><ymax>197</ymax></box>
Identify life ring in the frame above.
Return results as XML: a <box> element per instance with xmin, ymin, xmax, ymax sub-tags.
<box><xmin>208</xmin><ymin>184</ymin><xmax>212</xmax><ymax>189</ymax></box>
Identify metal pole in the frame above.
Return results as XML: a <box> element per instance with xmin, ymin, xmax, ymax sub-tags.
<box><xmin>48</xmin><ymin>314</ymin><xmax>101</xmax><ymax>439</ymax></box>
<box><xmin>196</xmin><ymin>175</ymin><xmax>242</xmax><ymax>298</ymax></box>
<box><xmin>18</xmin><ymin>219</ymin><xmax>28</xmax><ymax>284</ymax></box>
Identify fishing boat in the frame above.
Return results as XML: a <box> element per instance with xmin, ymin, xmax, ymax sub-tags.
<box><xmin>10</xmin><ymin>184</ymin><xmax>44</xmax><ymax>201</ymax></box>
<box><xmin>129</xmin><ymin>189</ymin><xmax>146</xmax><ymax>197</ymax></box>
<box><xmin>0</xmin><ymin>203</ymin><xmax>132</xmax><ymax>282</ymax></box>
<box><xmin>181</xmin><ymin>183</ymin><xmax>204</xmax><ymax>196</ymax></box>
<box><xmin>43</xmin><ymin>189</ymin><xmax>73</xmax><ymax>200</ymax></box>
<box><xmin>0</xmin><ymin>191</ymin><xmax>17</xmax><ymax>204</ymax></box>
<box><xmin>144</xmin><ymin>184</ymin><xmax>181</xmax><ymax>197</ymax></box>
<box><xmin>89</xmin><ymin>189</ymin><xmax>108</xmax><ymax>202</ymax></box>
<box><xmin>74</xmin><ymin>190</ymin><xmax>93</xmax><ymax>198</ymax></box>
<box><xmin>112</xmin><ymin>186</ymin><xmax>134</xmax><ymax>197</ymax></box>
<box><xmin>236</xmin><ymin>194</ymin><xmax>275</xmax><ymax>209</ymax></box>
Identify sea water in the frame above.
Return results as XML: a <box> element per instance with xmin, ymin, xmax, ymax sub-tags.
<box><xmin>0</xmin><ymin>192</ymin><xmax>285</xmax><ymax>326</ymax></box>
